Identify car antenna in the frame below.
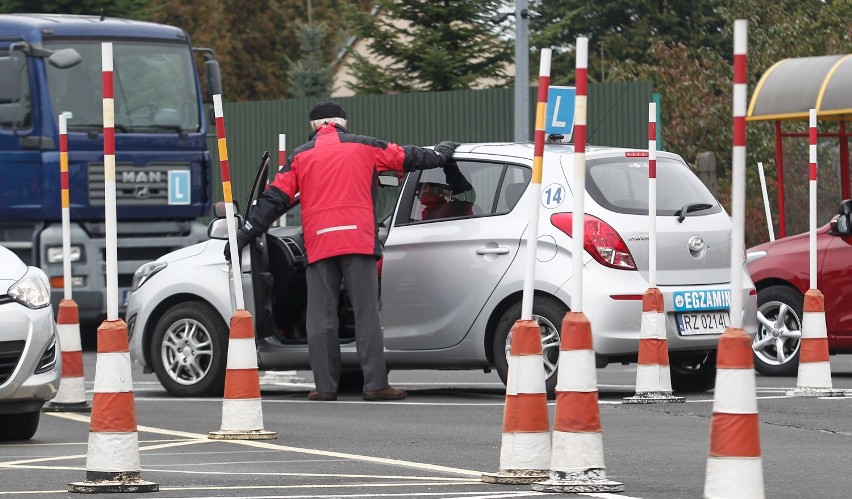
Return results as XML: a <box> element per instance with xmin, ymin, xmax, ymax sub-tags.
<box><xmin>586</xmin><ymin>77</ymin><xmax>636</xmax><ymax>145</ymax></box>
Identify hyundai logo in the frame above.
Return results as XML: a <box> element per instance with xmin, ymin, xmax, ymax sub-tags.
<box><xmin>688</xmin><ymin>235</ymin><xmax>706</xmax><ymax>258</ymax></box>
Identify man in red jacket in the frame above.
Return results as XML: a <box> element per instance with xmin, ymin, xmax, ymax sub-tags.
<box><xmin>226</xmin><ymin>101</ymin><xmax>458</xmax><ymax>401</ymax></box>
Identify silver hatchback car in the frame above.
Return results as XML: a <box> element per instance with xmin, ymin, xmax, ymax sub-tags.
<box><xmin>127</xmin><ymin>142</ymin><xmax>756</xmax><ymax>397</ymax></box>
<box><xmin>0</xmin><ymin>245</ymin><xmax>60</xmax><ymax>440</ymax></box>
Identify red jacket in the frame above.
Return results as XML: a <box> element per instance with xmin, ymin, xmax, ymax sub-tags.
<box><xmin>246</xmin><ymin>124</ymin><xmax>448</xmax><ymax>264</ymax></box>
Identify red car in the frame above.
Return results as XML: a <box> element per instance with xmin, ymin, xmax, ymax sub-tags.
<box><xmin>746</xmin><ymin>199</ymin><xmax>852</xmax><ymax>375</ymax></box>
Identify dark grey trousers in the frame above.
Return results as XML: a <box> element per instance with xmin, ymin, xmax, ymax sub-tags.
<box><xmin>306</xmin><ymin>254</ymin><xmax>389</xmax><ymax>392</ymax></box>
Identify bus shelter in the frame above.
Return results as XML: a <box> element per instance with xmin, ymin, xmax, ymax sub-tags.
<box><xmin>746</xmin><ymin>54</ymin><xmax>852</xmax><ymax>238</ymax></box>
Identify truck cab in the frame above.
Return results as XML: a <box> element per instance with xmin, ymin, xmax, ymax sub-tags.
<box><xmin>0</xmin><ymin>14</ymin><xmax>221</xmax><ymax>328</ymax></box>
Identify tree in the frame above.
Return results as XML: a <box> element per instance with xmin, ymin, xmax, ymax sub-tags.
<box><xmin>0</xmin><ymin>0</ymin><xmax>146</xmax><ymax>17</ymax></box>
<box><xmin>287</xmin><ymin>22</ymin><xmax>334</xmax><ymax>98</ymax></box>
<box><xmin>342</xmin><ymin>0</ymin><xmax>513</xmax><ymax>95</ymax></box>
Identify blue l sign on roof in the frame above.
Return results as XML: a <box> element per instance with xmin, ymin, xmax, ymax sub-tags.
<box><xmin>545</xmin><ymin>86</ymin><xmax>576</xmax><ymax>139</ymax></box>
<box><xmin>168</xmin><ymin>170</ymin><xmax>191</xmax><ymax>205</ymax></box>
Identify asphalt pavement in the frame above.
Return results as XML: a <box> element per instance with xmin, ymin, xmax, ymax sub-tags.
<box><xmin>2</xmin><ymin>354</ymin><xmax>851</xmax><ymax>498</ymax></box>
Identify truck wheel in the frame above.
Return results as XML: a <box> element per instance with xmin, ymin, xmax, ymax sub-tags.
<box><xmin>151</xmin><ymin>302</ymin><xmax>228</xmax><ymax>397</ymax></box>
<box><xmin>493</xmin><ymin>297</ymin><xmax>566</xmax><ymax>399</ymax></box>
<box><xmin>671</xmin><ymin>351</ymin><xmax>717</xmax><ymax>393</ymax></box>
<box><xmin>0</xmin><ymin>411</ymin><xmax>40</xmax><ymax>441</ymax></box>
<box><xmin>752</xmin><ymin>285</ymin><xmax>802</xmax><ymax>376</ymax></box>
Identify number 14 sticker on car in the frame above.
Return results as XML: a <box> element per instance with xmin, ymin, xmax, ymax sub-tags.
<box><xmin>673</xmin><ymin>289</ymin><xmax>731</xmax><ymax>336</ymax></box>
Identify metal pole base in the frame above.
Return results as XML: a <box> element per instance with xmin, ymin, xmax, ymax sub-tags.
<box><xmin>623</xmin><ymin>391</ymin><xmax>685</xmax><ymax>404</ymax></box>
<box><xmin>208</xmin><ymin>429</ymin><xmax>278</xmax><ymax>440</ymax></box>
<box><xmin>68</xmin><ymin>471</ymin><xmax>158</xmax><ymax>494</ymax></box>
<box><xmin>43</xmin><ymin>401</ymin><xmax>92</xmax><ymax>413</ymax></box>
<box><xmin>787</xmin><ymin>387</ymin><xmax>847</xmax><ymax>397</ymax></box>
<box><xmin>531</xmin><ymin>469</ymin><xmax>624</xmax><ymax>493</ymax></box>
<box><xmin>481</xmin><ymin>468</ymin><xmax>549</xmax><ymax>484</ymax></box>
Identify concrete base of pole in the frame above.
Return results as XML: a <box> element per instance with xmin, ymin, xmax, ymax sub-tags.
<box><xmin>623</xmin><ymin>391</ymin><xmax>685</xmax><ymax>404</ymax></box>
<box><xmin>68</xmin><ymin>471</ymin><xmax>158</xmax><ymax>493</ymax></box>
<box><xmin>208</xmin><ymin>429</ymin><xmax>278</xmax><ymax>440</ymax></box>
<box><xmin>787</xmin><ymin>387</ymin><xmax>847</xmax><ymax>397</ymax></box>
<box><xmin>530</xmin><ymin>469</ymin><xmax>624</xmax><ymax>493</ymax></box>
<box><xmin>481</xmin><ymin>469</ymin><xmax>549</xmax><ymax>484</ymax></box>
<box><xmin>43</xmin><ymin>401</ymin><xmax>92</xmax><ymax>413</ymax></box>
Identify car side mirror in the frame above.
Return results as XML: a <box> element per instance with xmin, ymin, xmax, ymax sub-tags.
<box><xmin>208</xmin><ymin>215</ymin><xmax>243</xmax><ymax>240</ymax></box>
<box><xmin>837</xmin><ymin>214</ymin><xmax>851</xmax><ymax>236</ymax></box>
<box><xmin>212</xmin><ymin>200</ymin><xmax>239</xmax><ymax>219</ymax></box>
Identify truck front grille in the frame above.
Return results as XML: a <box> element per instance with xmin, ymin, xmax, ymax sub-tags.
<box><xmin>88</xmin><ymin>162</ymin><xmax>191</xmax><ymax>206</ymax></box>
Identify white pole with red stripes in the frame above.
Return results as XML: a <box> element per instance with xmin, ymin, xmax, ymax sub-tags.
<box><xmin>68</xmin><ymin>42</ymin><xmax>158</xmax><ymax>494</ymax></box>
<box><xmin>277</xmin><ymin>133</ymin><xmax>287</xmax><ymax>227</ymax></box>
<box><xmin>623</xmin><ymin>103</ymin><xmax>683</xmax><ymax>404</ymax></box>
<box><xmin>45</xmin><ymin>114</ymin><xmax>91</xmax><ymax>412</ymax></box>
<box><xmin>789</xmin><ymin>109</ymin><xmax>845</xmax><ymax>397</ymax></box>
<box><xmin>482</xmin><ymin>48</ymin><xmax>552</xmax><ymax>485</ymax></box>
<box><xmin>533</xmin><ymin>37</ymin><xmax>623</xmax><ymax>494</ymax></box>
<box><xmin>703</xmin><ymin>20</ymin><xmax>765</xmax><ymax>498</ymax></box>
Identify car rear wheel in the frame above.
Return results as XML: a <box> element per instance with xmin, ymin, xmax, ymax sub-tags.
<box><xmin>493</xmin><ymin>297</ymin><xmax>566</xmax><ymax>399</ymax></box>
<box><xmin>151</xmin><ymin>301</ymin><xmax>229</xmax><ymax>397</ymax></box>
<box><xmin>670</xmin><ymin>351</ymin><xmax>717</xmax><ymax>392</ymax></box>
<box><xmin>752</xmin><ymin>285</ymin><xmax>802</xmax><ymax>376</ymax></box>
<box><xmin>0</xmin><ymin>411</ymin><xmax>40</xmax><ymax>441</ymax></box>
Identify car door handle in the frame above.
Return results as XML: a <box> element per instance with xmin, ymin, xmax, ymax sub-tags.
<box><xmin>476</xmin><ymin>247</ymin><xmax>509</xmax><ymax>255</ymax></box>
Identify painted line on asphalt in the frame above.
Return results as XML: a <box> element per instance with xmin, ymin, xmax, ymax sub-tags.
<box><xmin>41</xmin><ymin>412</ymin><xmax>484</xmax><ymax>477</ymax></box>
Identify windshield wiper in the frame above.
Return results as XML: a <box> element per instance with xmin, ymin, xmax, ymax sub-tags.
<box><xmin>69</xmin><ymin>123</ymin><xmax>129</xmax><ymax>133</ymax></box>
<box><xmin>675</xmin><ymin>203</ymin><xmax>714</xmax><ymax>223</ymax></box>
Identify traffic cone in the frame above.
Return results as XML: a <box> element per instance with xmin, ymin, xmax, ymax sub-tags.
<box><xmin>44</xmin><ymin>299</ymin><xmax>91</xmax><ymax>412</ymax></box>
<box><xmin>208</xmin><ymin>310</ymin><xmax>277</xmax><ymax>440</ymax></box>
<box><xmin>704</xmin><ymin>327</ymin><xmax>764</xmax><ymax>498</ymax></box>
<box><xmin>482</xmin><ymin>320</ymin><xmax>551</xmax><ymax>484</ymax></box>
<box><xmin>624</xmin><ymin>288</ymin><xmax>684</xmax><ymax>404</ymax></box>
<box><xmin>532</xmin><ymin>312</ymin><xmax>623</xmax><ymax>493</ymax></box>
<box><xmin>789</xmin><ymin>289</ymin><xmax>846</xmax><ymax>397</ymax></box>
<box><xmin>68</xmin><ymin>319</ymin><xmax>158</xmax><ymax>493</ymax></box>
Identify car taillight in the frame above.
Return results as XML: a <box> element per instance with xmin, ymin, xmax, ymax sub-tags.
<box><xmin>550</xmin><ymin>213</ymin><xmax>637</xmax><ymax>270</ymax></box>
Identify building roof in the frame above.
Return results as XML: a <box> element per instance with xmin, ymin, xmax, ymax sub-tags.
<box><xmin>746</xmin><ymin>54</ymin><xmax>852</xmax><ymax>121</ymax></box>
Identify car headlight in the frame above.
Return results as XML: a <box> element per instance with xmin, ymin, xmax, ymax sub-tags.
<box><xmin>8</xmin><ymin>267</ymin><xmax>51</xmax><ymax>309</ymax></box>
<box><xmin>131</xmin><ymin>261</ymin><xmax>167</xmax><ymax>292</ymax></box>
<box><xmin>745</xmin><ymin>250</ymin><xmax>767</xmax><ymax>265</ymax></box>
<box><xmin>46</xmin><ymin>245</ymin><xmax>83</xmax><ymax>263</ymax></box>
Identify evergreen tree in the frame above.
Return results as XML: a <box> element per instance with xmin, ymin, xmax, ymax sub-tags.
<box><xmin>287</xmin><ymin>22</ymin><xmax>334</xmax><ymax>98</ymax></box>
<box><xmin>0</xmin><ymin>0</ymin><xmax>146</xmax><ymax>17</ymax></box>
<box><xmin>343</xmin><ymin>0</ymin><xmax>513</xmax><ymax>95</ymax></box>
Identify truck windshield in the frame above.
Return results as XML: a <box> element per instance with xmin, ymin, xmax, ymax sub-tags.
<box><xmin>44</xmin><ymin>40</ymin><xmax>200</xmax><ymax>133</ymax></box>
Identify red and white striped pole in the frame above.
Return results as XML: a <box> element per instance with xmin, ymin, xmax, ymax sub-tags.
<box><xmin>277</xmin><ymin>133</ymin><xmax>287</xmax><ymax>227</ymax></box>
<box><xmin>45</xmin><ymin>114</ymin><xmax>90</xmax><ymax>413</ymax></box>
<box><xmin>624</xmin><ymin>102</ymin><xmax>683</xmax><ymax>404</ymax></box>
<box><xmin>533</xmin><ymin>37</ymin><xmax>623</xmax><ymax>494</ymax></box>
<box><xmin>68</xmin><ymin>42</ymin><xmax>157</xmax><ymax>493</ymax></box>
<box><xmin>703</xmin><ymin>20</ymin><xmax>765</xmax><ymax>498</ymax></box>
<box><xmin>790</xmin><ymin>109</ymin><xmax>845</xmax><ymax>397</ymax></box>
<box><xmin>208</xmin><ymin>94</ymin><xmax>276</xmax><ymax>440</ymax></box>
<box><xmin>482</xmin><ymin>48</ymin><xmax>552</xmax><ymax>485</ymax></box>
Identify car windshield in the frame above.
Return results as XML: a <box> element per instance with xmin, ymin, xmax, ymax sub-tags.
<box><xmin>45</xmin><ymin>40</ymin><xmax>200</xmax><ymax>133</ymax></box>
<box><xmin>585</xmin><ymin>157</ymin><xmax>722</xmax><ymax>216</ymax></box>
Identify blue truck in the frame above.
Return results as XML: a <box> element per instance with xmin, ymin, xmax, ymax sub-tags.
<box><xmin>0</xmin><ymin>14</ymin><xmax>222</xmax><ymax>328</ymax></box>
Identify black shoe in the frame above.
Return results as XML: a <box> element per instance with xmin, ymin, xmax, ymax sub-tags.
<box><xmin>362</xmin><ymin>386</ymin><xmax>407</xmax><ymax>401</ymax></box>
<box><xmin>308</xmin><ymin>390</ymin><xmax>337</xmax><ymax>401</ymax></box>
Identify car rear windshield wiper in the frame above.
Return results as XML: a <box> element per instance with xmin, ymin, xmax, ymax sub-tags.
<box><xmin>675</xmin><ymin>203</ymin><xmax>714</xmax><ymax>223</ymax></box>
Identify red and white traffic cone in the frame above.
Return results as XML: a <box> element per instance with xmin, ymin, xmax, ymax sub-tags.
<box><xmin>532</xmin><ymin>312</ymin><xmax>623</xmax><ymax>493</ymax></box>
<box><xmin>704</xmin><ymin>327</ymin><xmax>765</xmax><ymax>498</ymax></box>
<box><xmin>208</xmin><ymin>310</ymin><xmax>277</xmax><ymax>440</ymax></box>
<box><xmin>44</xmin><ymin>299</ymin><xmax>91</xmax><ymax>412</ymax></box>
<box><xmin>789</xmin><ymin>289</ymin><xmax>846</xmax><ymax>397</ymax></box>
<box><xmin>624</xmin><ymin>288</ymin><xmax>684</xmax><ymax>403</ymax></box>
<box><xmin>482</xmin><ymin>320</ymin><xmax>551</xmax><ymax>484</ymax></box>
<box><xmin>68</xmin><ymin>319</ymin><xmax>158</xmax><ymax>493</ymax></box>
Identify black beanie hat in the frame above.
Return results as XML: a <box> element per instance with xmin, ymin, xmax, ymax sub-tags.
<box><xmin>309</xmin><ymin>101</ymin><xmax>346</xmax><ymax>121</ymax></box>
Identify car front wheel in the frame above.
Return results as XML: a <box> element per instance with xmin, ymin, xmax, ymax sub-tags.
<box><xmin>0</xmin><ymin>411</ymin><xmax>40</xmax><ymax>441</ymax></box>
<box><xmin>752</xmin><ymin>285</ymin><xmax>802</xmax><ymax>376</ymax></box>
<box><xmin>151</xmin><ymin>301</ymin><xmax>229</xmax><ymax>397</ymax></box>
<box><xmin>493</xmin><ymin>297</ymin><xmax>566</xmax><ymax>399</ymax></box>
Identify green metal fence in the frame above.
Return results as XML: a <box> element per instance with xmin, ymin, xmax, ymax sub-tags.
<box><xmin>207</xmin><ymin>81</ymin><xmax>654</xmax><ymax>215</ymax></box>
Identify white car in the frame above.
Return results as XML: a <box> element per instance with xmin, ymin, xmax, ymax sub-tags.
<box><xmin>127</xmin><ymin>142</ymin><xmax>757</xmax><ymax>397</ymax></box>
<box><xmin>0</xmin><ymin>245</ymin><xmax>60</xmax><ymax>440</ymax></box>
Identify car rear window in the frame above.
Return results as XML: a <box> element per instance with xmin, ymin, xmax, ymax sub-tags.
<box><xmin>585</xmin><ymin>157</ymin><xmax>722</xmax><ymax>216</ymax></box>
